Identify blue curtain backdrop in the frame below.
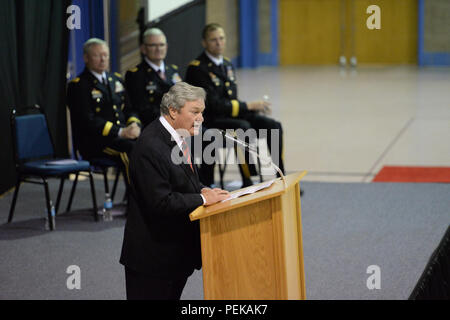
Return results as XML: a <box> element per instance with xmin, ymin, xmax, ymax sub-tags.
<box><xmin>67</xmin><ymin>0</ymin><xmax>105</xmax><ymax>80</ymax></box>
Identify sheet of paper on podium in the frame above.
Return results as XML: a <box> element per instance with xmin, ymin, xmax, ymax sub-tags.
<box><xmin>222</xmin><ymin>179</ymin><xmax>276</xmax><ymax>202</ymax></box>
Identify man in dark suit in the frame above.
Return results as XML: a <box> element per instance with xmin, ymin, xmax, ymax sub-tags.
<box><xmin>120</xmin><ymin>82</ymin><xmax>230</xmax><ymax>300</ymax></box>
<box><xmin>185</xmin><ymin>23</ymin><xmax>285</xmax><ymax>188</ymax></box>
<box><xmin>67</xmin><ymin>38</ymin><xmax>141</xmax><ymax>176</ymax></box>
<box><xmin>125</xmin><ymin>28</ymin><xmax>182</xmax><ymax>128</ymax></box>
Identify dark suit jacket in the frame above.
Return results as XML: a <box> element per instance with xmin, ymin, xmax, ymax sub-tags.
<box><xmin>125</xmin><ymin>61</ymin><xmax>182</xmax><ymax>128</ymax></box>
<box><xmin>120</xmin><ymin>119</ymin><xmax>205</xmax><ymax>279</ymax></box>
<box><xmin>67</xmin><ymin>68</ymin><xmax>141</xmax><ymax>158</ymax></box>
<box><xmin>185</xmin><ymin>51</ymin><xmax>251</xmax><ymax>125</ymax></box>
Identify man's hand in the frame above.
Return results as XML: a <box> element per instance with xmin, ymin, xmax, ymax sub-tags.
<box><xmin>201</xmin><ymin>187</ymin><xmax>230</xmax><ymax>206</ymax></box>
<box><xmin>120</xmin><ymin>122</ymin><xmax>141</xmax><ymax>139</ymax></box>
<box><xmin>247</xmin><ymin>100</ymin><xmax>272</xmax><ymax>115</ymax></box>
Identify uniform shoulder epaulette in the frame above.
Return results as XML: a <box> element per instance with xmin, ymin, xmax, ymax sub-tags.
<box><xmin>128</xmin><ymin>67</ymin><xmax>138</xmax><ymax>73</ymax></box>
<box><xmin>189</xmin><ymin>60</ymin><xmax>200</xmax><ymax>67</ymax></box>
<box><xmin>114</xmin><ymin>72</ymin><xmax>122</xmax><ymax>78</ymax></box>
<box><xmin>223</xmin><ymin>56</ymin><xmax>231</xmax><ymax>62</ymax></box>
<box><xmin>171</xmin><ymin>64</ymin><xmax>178</xmax><ymax>70</ymax></box>
<box><xmin>70</xmin><ymin>77</ymin><xmax>80</xmax><ymax>83</ymax></box>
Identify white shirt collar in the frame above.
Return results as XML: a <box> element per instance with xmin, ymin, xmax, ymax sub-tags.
<box><xmin>205</xmin><ymin>50</ymin><xmax>223</xmax><ymax>66</ymax></box>
<box><xmin>89</xmin><ymin>70</ymin><xmax>107</xmax><ymax>83</ymax></box>
<box><xmin>159</xmin><ymin>116</ymin><xmax>184</xmax><ymax>150</ymax></box>
<box><xmin>145</xmin><ymin>57</ymin><xmax>165</xmax><ymax>74</ymax></box>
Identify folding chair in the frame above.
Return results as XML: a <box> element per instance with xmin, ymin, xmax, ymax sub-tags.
<box><xmin>217</xmin><ymin>138</ymin><xmax>264</xmax><ymax>189</ymax></box>
<box><xmin>8</xmin><ymin>105</ymin><xmax>98</xmax><ymax>230</ymax></box>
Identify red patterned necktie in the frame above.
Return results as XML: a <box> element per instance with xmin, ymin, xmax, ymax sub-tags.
<box><xmin>181</xmin><ymin>140</ymin><xmax>193</xmax><ymax>172</ymax></box>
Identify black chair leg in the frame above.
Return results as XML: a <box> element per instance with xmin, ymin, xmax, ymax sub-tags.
<box><xmin>55</xmin><ymin>176</ymin><xmax>65</xmax><ymax>214</ymax></box>
<box><xmin>8</xmin><ymin>177</ymin><xmax>21</xmax><ymax>223</ymax></box>
<box><xmin>256</xmin><ymin>143</ymin><xmax>263</xmax><ymax>183</ymax></box>
<box><xmin>88</xmin><ymin>171</ymin><xmax>99</xmax><ymax>222</ymax></box>
<box><xmin>43</xmin><ymin>178</ymin><xmax>55</xmax><ymax>231</ymax></box>
<box><xmin>103</xmin><ymin>168</ymin><xmax>110</xmax><ymax>195</ymax></box>
<box><xmin>111</xmin><ymin>168</ymin><xmax>120</xmax><ymax>202</ymax></box>
<box><xmin>66</xmin><ymin>172</ymin><xmax>79</xmax><ymax>212</ymax></box>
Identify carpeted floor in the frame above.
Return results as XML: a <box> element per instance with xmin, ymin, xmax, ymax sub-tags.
<box><xmin>0</xmin><ymin>177</ymin><xmax>448</xmax><ymax>300</ymax></box>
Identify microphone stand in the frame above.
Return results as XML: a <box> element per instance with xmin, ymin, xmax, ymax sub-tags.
<box><xmin>219</xmin><ymin>129</ymin><xmax>288</xmax><ymax>189</ymax></box>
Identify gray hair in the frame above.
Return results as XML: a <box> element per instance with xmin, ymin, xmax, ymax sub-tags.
<box><xmin>160</xmin><ymin>82</ymin><xmax>206</xmax><ymax>115</ymax></box>
<box><xmin>83</xmin><ymin>38</ymin><xmax>108</xmax><ymax>55</ymax></box>
<box><xmin>143</xmin><ymin>28</ymin><xmax>165</xmax><ymax>40</ymax></box>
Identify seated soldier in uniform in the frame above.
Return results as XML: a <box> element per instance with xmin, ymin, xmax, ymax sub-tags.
<box><xmin>125</xmin><ymin>28</ymin><xmax>182</xmax><ymax>128</ymax></box>
<box><xmin>67</xmin><ymin>38</ymin><xmax>141</xmax><ymax>180</ymax></box>
<box><xmin>185</xmin><ymin>23</ymin><xmax>285</xmax><ymax>188</ymax></box>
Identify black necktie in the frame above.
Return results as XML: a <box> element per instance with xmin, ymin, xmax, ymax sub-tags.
<box><xmin>103</xmin><ymin>76</ymin><xmax>112</xmax><ymax>99</ymax></box>
<box><xmin>158</xmin><ymin>69</ymin><xmax>166</xmax><ymax>81</ymax></box>
<box><xmin>220</xmin><ymin>63</ymin><xmax>226</xmax><ymax>75</ymax></box>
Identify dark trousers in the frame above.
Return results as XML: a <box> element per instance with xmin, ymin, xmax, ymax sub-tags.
<box><xmin>125</xmin><ymin>267</ymin><xmax>188</xmax><ymax>300</ymax></box>
<box><xmin>80</xmin><ymin>137</ymin><xmax>135</xmax><ymax>184</ymax></box>
<box><xmin>198</xmin><ymin>113</ymin><xmax>285</xmax><ymax>186</ymax></box>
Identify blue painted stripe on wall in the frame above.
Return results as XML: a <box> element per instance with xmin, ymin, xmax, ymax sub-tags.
<box><xmin>270</xmin><ymin>0</ymin><xmax>279</xmax><ymax>66</ymax></box>
<box><xmin>238</xmin><ymin>0</ymin><xmax>279</xmax><ymax>68</ymax></box>
<box><xmin>67</xmin><ymin>0</ymin><xmax>105</xmax><ymax>79</ymax></box>
<box><xmin>109</xmin><ymin>0</ymin><xmax>119</xmax><ymax>72</ymax></box>
<box><xmin>239</xmin><ymin>0</ymin><xmax>259</xmax><ymax>68</ymax></box>
<box><xmin>417</xmin><ymin>0</ymin><xmax>450</xmax><ymax>66</ymax></box>
<box><xmin>418</xmin><ymin>0</ymin><xmax>424</xmax><ymax>66</ymax></box>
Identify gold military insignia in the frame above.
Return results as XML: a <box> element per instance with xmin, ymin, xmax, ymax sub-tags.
<box><xmin>146</xmin><ymin>82</ymin><xmax>157</xmax><ymax>91</ymax></box>
<box><xmin>189</xmin><ymin>60</ymin><xmax>200</xmax><ymax>67</ymax></box>
<box><xmin>129</xmin><ymin>67</ymin><xmax>138</xmax><ymax>73</ymax></box>
<box><xmin>171</xmin><ymin>64</ymin><xmax>178</xmax><ymax>70</ymax></box>
<box><xmin>91</xmin><ymin>89</ymin><xmax>102</xmax><ymax>99</ymax></box>
<box><xmin>209</xmin><ymin>72</ymin><xmax>221</xmax><ymax>86</ymax></box>
<box><xmin>71</xmin><ymin>77</ymin><xmax>80</xmax><ymax>83</ymax></box>
<box><xmin>226</xmin><ymin>66</ymin><xmax>235</xmax><ymax>81</ymax></box>
<box><xmin>172</xmin><ymin>72</ymin><xmax>182</xmax><ymax>84</ymax></box>
<box><xmin>115</xmin><ymin>81</ymin><xmax>124</xmax><ymax>93</ymax></box>
<box><xmin>114</xmin><ymin>72</ymin><xmax>122</xmax><ymax>78</ymax></box>
<box><xmin>224</xmin><ymin>56</ymin><xmax>231</xmax><ymax>62</ymax></box>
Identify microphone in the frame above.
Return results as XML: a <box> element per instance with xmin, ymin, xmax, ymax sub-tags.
<box><xmin>218</xmin><ymin>129</ymin><xmax>287</xmax><ymax>189</ymax></box>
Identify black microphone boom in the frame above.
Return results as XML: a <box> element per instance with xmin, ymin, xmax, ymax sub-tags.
<box><xmin>217</xmin><ymin>129</ymin><xmax>287</xmax><ymax>189</ymax></box>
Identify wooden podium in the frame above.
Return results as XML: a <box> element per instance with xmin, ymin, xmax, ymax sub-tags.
<box><xmin>189</xmin><ymin>171</ymin><xmax>307</xmax><ymax>300</ymax></box>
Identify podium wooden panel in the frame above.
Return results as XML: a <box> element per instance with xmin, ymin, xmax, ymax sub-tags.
<box><xmin>189</xmin><ymin>171</ymin><xmax>307</xmax><ymax>300</ymax></box>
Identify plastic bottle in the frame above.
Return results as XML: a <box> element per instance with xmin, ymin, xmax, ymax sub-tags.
<box><xmin>103</xmin><ymin>193</ymin><xmax>113</xmax><ymax>221</ymax></box>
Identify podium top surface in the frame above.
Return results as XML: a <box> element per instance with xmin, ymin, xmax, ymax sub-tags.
<box><xmin>189</xmin><ymin>171</ymin><xmax>307</xmax><ymax>221</ymax></box>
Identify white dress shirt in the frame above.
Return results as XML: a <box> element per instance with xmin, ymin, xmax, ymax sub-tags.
<box><xmin>145</xmin><ymin>57</ymin><xmax>165</xmax><ymax>78</ymax></box>
<box><xmin>89</xmin><ymin>70</ymin><xmax>107</xmax><ymax>84</ymax></box>
<box><xmin>205</xmin><ymin>50</ymin><xmax>223</xmax><ymax>66</ymax></box>
<box><xmin>159</xmin><ymin>116</ymin><xmax>206</xmax><ymax>204</ymax></box>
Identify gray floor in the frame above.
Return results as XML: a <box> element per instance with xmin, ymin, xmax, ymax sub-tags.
<box><xmin>0</xmin><ymin>177</ymin><xmax>448</xmax><ymax>300</ymax></box>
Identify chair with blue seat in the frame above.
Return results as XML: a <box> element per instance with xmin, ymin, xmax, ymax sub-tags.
<box><xmin>66</xmin><ymin>108</ymin><xmax>126</xmax><ymax>211</ymax></box>
<box><xmin>65</xmin><ymin>156</ymin><xmax>124</xmax><ymax>213</ymax></box>
<box><xmin>8</xmin><ymin>106</ymin><xmax>98</xmax><ymax>230</ymax></box>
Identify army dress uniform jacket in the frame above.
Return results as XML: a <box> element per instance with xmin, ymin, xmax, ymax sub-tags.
<box><xmin>185</xmin><ymin>51</ymin><xmax>251</xmax><ymax>125</ymax></box>
<box><xmin>67</xmin><ymin>68</ymin><xmax>141</xmax><ymax>159</ymax></box>
<box><xmin>125</xmin><ymin>61</ymin><xmax>182</xmax><ymax>128</ymax></box>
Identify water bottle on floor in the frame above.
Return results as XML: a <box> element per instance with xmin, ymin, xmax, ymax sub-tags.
<box><xmin>103</xmin><ymin>193</ymin><xmax>113</xmax><ymax>221</ymax></box>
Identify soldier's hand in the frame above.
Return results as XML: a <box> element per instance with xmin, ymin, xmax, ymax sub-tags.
<box><xmin>202</xmin><ymin>188</ymin><xmax>230</xmax><ymax>206</ymax></box>
<box><xmin>247</xmin><ymin>100</ymin><xmax>272</xmax><ymax>115</ymax></box>
<box><xmin>120</xmin><ymin>123</ymin><xmax>141</xmax><ymax>139</ymax></box>
<box><xmin>129</xmin><ymin>122</ymin><xmax>141</xmax><ymax>138</ymax></box>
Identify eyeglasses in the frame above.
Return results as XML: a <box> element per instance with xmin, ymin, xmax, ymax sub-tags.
<box><xmin>143</xmin><ymin>43</ymin><xmax>166</xmax><ymax>48</ymax></box>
